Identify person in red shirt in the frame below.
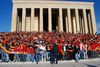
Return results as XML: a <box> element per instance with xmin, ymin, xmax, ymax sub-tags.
<box><xmin>58</xmin><ymin>43</ymin><xmax>63</xmax><ymax>60</ymax></box>
<box><xmin>29</xmin><ymin>47</ymin><xmax>34</xmax><ymax>54</ymax></box>
<box><xmin>26</xmin><ymin>46</ymin><xmax>35</xmax><ymax>62</ymax></box>
<box><xmin>26</xmin><ymin>46</ymin><xmax>30</xmax><ymax>62</ymax></box>
<box><xmin>23</xmin><ymin>44</ymin><xmax>28</xmax><ymax>54</ymax></box>
<box><xmin>29</xmin><ymin>46</ymin><xmax>34</xmax><ymax>62</ymax></box>
<box><xmin>18</xmin><ymin>43</ymin><xmax>25</xmax><ymax>62</ymax></box>
<box><xmin>13</xmin><ymin>45</ymin><xmax>20</xmax><ymax>62</ymax></box>
<box><xmin>19</xmin><ymin>43</ymin><xmax>24</xmax><ymax>53</ymax></box>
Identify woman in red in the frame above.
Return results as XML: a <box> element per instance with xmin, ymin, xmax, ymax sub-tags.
<box><xmin>58</xmin><ymin>43</ymin><xmax>63</xmax><ymax>60</ymax></box>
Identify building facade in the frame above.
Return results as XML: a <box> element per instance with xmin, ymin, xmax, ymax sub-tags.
<box><xmin>11</xmin><ymin>0</ymin><xmax>96</xmax><ymax>34</ymax></box>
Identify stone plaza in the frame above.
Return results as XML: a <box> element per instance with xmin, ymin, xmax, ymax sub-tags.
<box><xmin>0</xmin><ymin>58</ymin><xmax>100</xmax><ymax>67</ymax></box>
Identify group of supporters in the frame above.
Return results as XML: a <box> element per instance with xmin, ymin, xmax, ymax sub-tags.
<box><xmin>0</xmin><ymin>32</ymin><xmax>100</xmax><ymax>64</ymax></box>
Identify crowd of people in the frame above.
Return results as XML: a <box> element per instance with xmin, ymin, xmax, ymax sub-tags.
<box><xmin>0</xmin><ymin>32</ymin><xmax>100</xmax><ymax>64</ymax></box>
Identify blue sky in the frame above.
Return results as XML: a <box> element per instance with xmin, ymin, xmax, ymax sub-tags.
<box><xmin>0</xmin><ymin>0</ymin><xmax>100</xmax><ymax>33</ymax></box>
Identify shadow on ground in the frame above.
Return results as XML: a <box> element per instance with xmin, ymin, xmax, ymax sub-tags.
<box><xmin>84</xmin><ymin>64</ymin><xmax>98</xmax><ymax>67</ymax></box>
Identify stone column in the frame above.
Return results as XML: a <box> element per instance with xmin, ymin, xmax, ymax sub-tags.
<box><xmin>18</xmin><ymin>17</ymin><xmax>21</xmax><ymax>31</ymax></box>
<box><xmin>59</xmin><ymin>8</ymin><xmax>63</xmax><ymax>32</ymax></box>
<box><xmin>88</xmin><ymin>13</ymin><xmax>92</xmax><ymax>34</ymax></box>
<box><xmin>79</xmin><ymin>17</ymin><xmax>82</xmax><ymax>33</ymax></box>
<box><xmin>75</xmin><ymin>9</ymin><xmax>80</xmax><ymax>33</ymax></box>
<box><xmin>82</xmin><ymin>18</ymin><xmax>85</xmax><ymax>34</ymax></box>
<box><xmin>83</xmin><ymin>9</ymin><xmax>88</xmax><ymax>34</ymax></box>
<box><xmin>65</xmin><ymin>16</ymin><xmax>68</xmax><ymax>32</ymax></box>
<box><xmin>31</xmin><ymin>8</ymin><xmax>34</xmax><ymax>32</ymax></box>
<box><xmin>67</xmin><ymin>8</ymin><xmax>72</xmax><ymax>33</ymax></box>
<box><xmin>40</xmin><ymin>8</ymin><xmax>43</xmax><ymax>32</ymax></box>
<box><xmin>90</xmin><ymin>8</ymin><xmax>96</xmax><ymax>34</ymax></box>
<box><xmin>26</xmin><ymin>17</ymin><xmax>31</xmax><ymax>31</ymax></box>
<box><xmin>11</xmin><ymin>7</ymin><xmax>17</xmax><ymax>32</ymax></box>
<box><xmin>22</xmin><ymin>8</ymin><xmax>26</xmax><ymax>31</ymax></box>
<box><xmin>17</xmin><ymin>17</ymin><xmax>20</xmax><ymax>31</ymax></box>
<box><xmin>48</xmin><ymin>8</ymin><xmax>52</xmax><ymax>32</ymax></box>
<box><xmin>73</xmin><ymin>17</ymin><xmax>76</xmax><ymax>34</ymax></box>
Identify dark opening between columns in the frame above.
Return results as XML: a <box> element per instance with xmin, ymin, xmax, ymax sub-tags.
<box><xmin>86</xmin><ymin>9</ymin><xmax>93</xmax><ymax>34</ymax></box>
<box><xmin>62</xmin><ymin>9</ymin><xmax>67</xmax><ymax>32</ymax></box>
<box><xmin>17</xmin><ymin>8</ymin><xmax>22</xmax><ymax>32</ymax></box>
<box><xmin>43</xmin><ymin>8</ymin><xmax>48</xmax><ymax>32</ymax></box>
<box><xmin>26</xmin><ymin>8</ymin><xmax>31</xmax><ymax>31</ymax></box>
<box><xmin>71</xmin><ymin>9</ymin><xmax>76</xmax><ymax>33</ymax></box>
<box><xmin>52</xmin><ymin>8</ymin><xmax>59</xmax><ymax>32</ymax></box>
<box><xmin>35</xmin><ymin>8</ymin><xmax>40</xmax><ymax>31</ymax></box>
<box><xmin>79</xmin><ymin>9</ymin><xmax>84</xmax><ymax>34</ymax></box>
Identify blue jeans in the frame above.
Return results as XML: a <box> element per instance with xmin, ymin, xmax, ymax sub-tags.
<box><xmin>13</xmin><ymin>54</ymin><xmax>19</xmax><ymax>62</ymax></box>
<box><xmin>75</xmin><ymin>53</ymin><xmax>80</xmax><ymax>62</ymax></box>
<box><xmin>26</xmin><ymin>54</ymin><xmax>30</xmax><ymax>61</ymax></box>
<box><xmin>46</xmin><ymin>52</ymin><xmax>50</xmax><ymax>61</ymax></box>
<box><xmin>80</xmin><ymin>50</ymin><xmax>84</xmax><ymax>59</ymax></box>
<box><xmin>30</xmin><ymin>54</ymin><xmax>34</xmax><ymax>62</ymax></box>
<box><xmin>2</xmin><ymin>52</ymin><xmax>10</xmax><ymax>62</ymax></box>
<box><xmin>23</xmin><ymin>54</ymin><xmax>27</xmax><ymax>62</ymax></box>
<box><xmin>19</xmin><ymin>54</ymin><xmax>23</xmax><ymax>62</ymax></box>
<box><xmin>19</xmin><ymin>54</ymin><xmax>27</xmax><ymax>62</ymax></box>
<box><xmin>38</xmin><ymin>53</ymin><xmax>42</xmax><ymax>61</ymax></box>
<box><xmin>50</xmin><ymin>51</ymin><xmax>58</xmax><ymax>64</ymax></box>
<box><xmin>34</xmin><ymin>53</ymin><xmax>39</xmax><ymax>64</ymax></box>
<box><xmin>26</xmin><ymin>54</ymin><xmax>34</xmax><ymax>62</ymax></box>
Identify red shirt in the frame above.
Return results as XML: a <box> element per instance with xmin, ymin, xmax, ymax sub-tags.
<box><xmin>14</xmin><ymin>46</ymin><xmax>19</xmax><ymax>52</ymax></box>
<box><xmin>29</xmin><ymin>47</ymin><xmax>34</xmax><ymax>54</ymax></box>
<box><xmin>26</xmin><ymin>47</ymin><xmax>29</xmax><ymax>54</ymax></box>
<box><xmin>2</xmin><ymin>40</ymin><xmax>7</xmax><ymax>45</ymax></box>
<box><xmin>58</xmin><ymin>44</ymin><xmax>62</xmax><ymax>53</ymax></box>
<box><xmin>19</xmin><ymin>44</ymin><xmax>24</xmax><ymax>53</ymax></box>
<box><xmin>23</xmin><ymin>45</ymin><xmax>28</xmax><ymax>53</ymax></box>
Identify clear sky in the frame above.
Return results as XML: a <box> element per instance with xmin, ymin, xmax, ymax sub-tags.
<box><xmin>0</xmin><ymin>0</ymin><xmax>100</xmax><ymax>33</ymax></box>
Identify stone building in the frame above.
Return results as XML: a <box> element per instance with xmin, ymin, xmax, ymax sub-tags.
<box><xmin>11</xmin><ymin>0</ymin><xmax>96</xmax><ymax>34</ymax></box>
